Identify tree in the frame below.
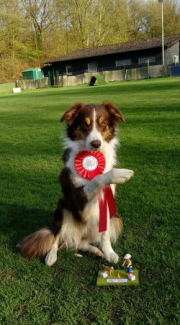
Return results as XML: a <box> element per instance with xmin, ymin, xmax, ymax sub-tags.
<box><xmin>144</xmin><ymin>0</ymin><xmax>180</xmax><ymax>38</ymax></box>
<box><xmin>0</xmin><ymin>0</ymin><xmax>180</xmax><ymax>83</ymax></box>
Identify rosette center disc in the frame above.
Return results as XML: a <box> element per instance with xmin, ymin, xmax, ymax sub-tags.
<box><xmin>82</xmin><ymin>155</ymin><xmax>98</xmax><ymax>171</ymax></box>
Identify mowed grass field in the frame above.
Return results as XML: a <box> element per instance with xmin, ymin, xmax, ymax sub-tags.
<box><xmin>0</xmin><ymin>78</ymin><xmax>179</xmax><ymax>324</ymax></box>
<box><xmin>0</xmin><ymin>83</ymin><xmax>14</xmax><ymax>94</ymax></box>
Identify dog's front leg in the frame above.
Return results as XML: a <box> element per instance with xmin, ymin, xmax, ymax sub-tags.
<box><xmin>84</xmin><ymin>168</ymin><xmax>134</xmax><ymax>201</ymax></box>
<box><xmin>100</xmin><ymin>230</ymin><xmax>119</xmax><ymax>263</ymax></box>
<box><xmin>83</xmin><ymin>168</ymin><xmax>134</xmax><ymax>263</ymax></box>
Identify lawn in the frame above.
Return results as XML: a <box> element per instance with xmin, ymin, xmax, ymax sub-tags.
<box><xmin>0</xmin><ymin>78</ymin><xmax>180</xmax><ymax>324</ymax></box>
<box><xmin>0</xmin><ymin>83</ymin><xmax>14</xmax><ymax>94</ymax></box>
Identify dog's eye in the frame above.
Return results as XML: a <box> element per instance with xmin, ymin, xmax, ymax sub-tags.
<box><xmin>99</xmin><ymin>117</ymin><xmax>108</xmax><ymax>127</ymax></box>
<box><xmin>81</xmin><ymin>123</ymin><xmax>91</xmax><ymax>132</ymax></box>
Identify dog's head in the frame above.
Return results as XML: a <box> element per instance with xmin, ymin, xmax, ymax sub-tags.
<box><xmin>60</xmin><ymin>102</ymin><xmax>124</xmax><ymax>151</ymax></box>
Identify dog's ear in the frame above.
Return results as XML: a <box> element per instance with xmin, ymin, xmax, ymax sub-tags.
<box><xmin>103</xmin><ymin>101</ymin><xmax>125</xmax><ymax>122</ymax></box>
<box><xmin>60</xmin><ymin>103</ymin><xmax>83</xmax><ymax>125</ymax></box>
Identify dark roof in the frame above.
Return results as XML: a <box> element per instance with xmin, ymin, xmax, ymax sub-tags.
<box><xmin>46</xmin><ymin>34</ymin><xmax>180</xmax><ymax>64</ymax></box>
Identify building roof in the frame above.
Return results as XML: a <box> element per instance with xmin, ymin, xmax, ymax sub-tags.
<box><xmin>46</xmin><ymin>34</ymin><xmax>180</xmax><ymax>64</ymax></box>
<box><xmin>23</xmin><ymin>68</ymin><xmax>41</xmax><ymax>72</ymax></box>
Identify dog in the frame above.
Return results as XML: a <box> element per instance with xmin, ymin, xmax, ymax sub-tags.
<box><xmin>19</xmin><ymin>101</ymin><xmax>134</xmax><ymax>266</ymax></box>
<box><xmin>102</xmin><ymin>265</ymin><xmax>114</xmax><ymax>276</ymax></box>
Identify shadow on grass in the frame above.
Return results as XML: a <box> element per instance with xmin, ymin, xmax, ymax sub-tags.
<box><xmin>0</xmin><ymin>202</ymin><xmax>108</xmax><ymax>276</ymax></box>
<box><xmin>0</xmin><ymin>203</ymin><xmax>53</xmax><ymax>251</ymax></box>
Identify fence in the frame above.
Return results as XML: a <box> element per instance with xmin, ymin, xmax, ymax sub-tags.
<box><xmin>56</xmin><ymin>65</ymin><xmax>169</xmax><ymax>86</ymax></box>
<box><xmin>19</xmin><ymin>65</ymin><xmax>170</xmax><ymax>90</ymax></box>
<box><xmin>19</xmin><ymin>77</ymin><xmax>49</xmax><ymax>90</ymax></box>
<box><xmin>104</xmin><ymin>65</ymin><xmax>169</xmax><ymax>82</ymax></box>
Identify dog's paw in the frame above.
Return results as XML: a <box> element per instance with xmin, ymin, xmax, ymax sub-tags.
<box><xmin>110</xmin><ymin>168</ymin><xmax>134</xmax><ymax>185</ymax></box>
<box><xmin>45</xmin><ymin>249</ymin><xmax>57</xmax><ymax>267</ymax></box>
<box><xmin>93</xmin><ymin>247</ymin><xmax>104</xmax><ymax>258</ymax></box>
<box><xmin>105</xmin><ymin>251</ymin><xmax>119</xmax><ymax>264</ymax></box>
<box><xmin>109</xmin><ymin>252</ymin><xmax>119</xmax><ymax>264</ymax></box>
<box><xmin>87</xmin><ymin>246</ymin><xmax>104</xmax><ymax>258</ymax></box>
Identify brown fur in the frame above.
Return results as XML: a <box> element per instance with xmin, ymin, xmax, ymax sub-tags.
<box><xmin>103</xmin><ymin>101</ymin><xmax>125</xmax><ymax>122</ymax></box>
<box><xmin>112</xmin><ymin>213</ymin><xmax>123</xmax><ymax>236</ymax></box>
<box><xmin>72</xmin><ymin>126</ymin><xmax>86</xmax><ymax>141</ymax></box>
<box><xmin>59</xmin><ymin>167</ymin><xmax>88</xmax><ymax>222</ymax></box>
<box><xmin>62</xmin><ymin>104</ymin><xmax>94</xmax><ymax>140</ymax></box>
<box><xmin>96</xmin><ymin>102</ymin><xmax>124</xmax><ymax>142</ymax></box>
<box><xmin>101</xmin><ymin>125</ymin><xmax>113</xmax><ymax>141</ymax></box>
<box><xmin>60</xmin><ymin>103</ymin><xmax>84</xmax><ymax>126</ymax></box>
<box><xmin>19</xmin><ymin>228</ymin><xmax>55</xmax><ymax>259</ymax></box>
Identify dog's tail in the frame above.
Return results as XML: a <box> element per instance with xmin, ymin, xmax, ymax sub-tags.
<box><xmin>18</xmin><ymin>228</ymin><xmax>55</xmax><ymax>259</ymax></box>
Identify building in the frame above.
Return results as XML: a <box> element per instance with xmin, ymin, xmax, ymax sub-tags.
<box><xmin>43</xmin><ymin>34</ymin><xmax>180</xmax><ymax>85</ymax></box>
<box><xmin>22</xmin><ymin>68</ymin><xmax>44</xmax><ymax>80</ymax></box>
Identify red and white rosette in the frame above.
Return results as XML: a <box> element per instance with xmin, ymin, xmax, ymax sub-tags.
<box><xmin>74</xmin><ymin>151</ymin><xmax>105</xmax><ymax>180</ymax></box>
<box><xmin>74</xmin><ymin>151</ymin><xmax>116</xmax><ymax>232</ymax></box>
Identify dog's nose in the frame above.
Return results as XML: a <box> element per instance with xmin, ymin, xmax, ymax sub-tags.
<box><xmin>91</xmin><ymin>140</ymin><xmax>101</xmax><ymax>149</ymax></box>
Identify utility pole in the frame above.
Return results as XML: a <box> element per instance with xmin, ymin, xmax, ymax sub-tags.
<box><xmin>147</xmin><ymin>59</ymin><xmax>150</xmax><ymax>78</ymax></box>
<box><xmin>158</xmin><ymin>0</ymin><xmax>165</xmax><ymax>66</ymax></box>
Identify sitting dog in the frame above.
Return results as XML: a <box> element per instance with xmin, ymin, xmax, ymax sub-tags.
<box><xmin>19</xmin><ymin>101</ymin><xmax>134</xmax><ymax>266</ymax></box>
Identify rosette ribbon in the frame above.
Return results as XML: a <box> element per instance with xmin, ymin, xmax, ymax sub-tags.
<box><xmin>74</xmin><ymin>151</ymin><xmax>116</xmax><ymax>232</ymax></box>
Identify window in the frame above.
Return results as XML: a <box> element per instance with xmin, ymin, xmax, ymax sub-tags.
<box><xmin>138</xmin><ymin>56</ymin><xmax>156</xmax><ymax>64</ymax></box>
<box><xmin>66</xmin><ymin>65</ymin><xmax>72</xmax><ymax>75</ymax></box>
<box><xmin>88</xmin><ymin>62</ymin><xmax>97</xmax><ymax>72</ymax></box>
<box><xmin>116</xmin><ymin>59</ymin><xmax>131</xmax><ymax>67</ymax></box>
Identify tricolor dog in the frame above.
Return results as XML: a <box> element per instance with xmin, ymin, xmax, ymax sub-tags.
<box><xmin>19</xmin><ymin>102</ymin><xmax>134</xmax><ymax>266</ymax></box>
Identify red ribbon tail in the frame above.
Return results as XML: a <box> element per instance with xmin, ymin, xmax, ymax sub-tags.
<box><xmin>98</xmin><ymin>186</ymin><xmax>116</xmax><ymax>233</ymax></box>
<box><xmin>99</xmin><ymin>195</ymin><xmax>107</xmax><ymax>233</ymax></box>
<box><xmin>104</xmin><ymin>186</ymin><xmax>116</xmax><ymax>219</ymax></box>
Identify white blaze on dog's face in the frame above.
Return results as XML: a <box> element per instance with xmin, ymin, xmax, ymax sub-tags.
<box><xmin>60</xmin><ymin>102</ymin><xmax>124</xmax><ymax>151</ymax></box>
<box><xmin>85</xmin><ymin>109</ymin><xmax>103</xmax><ymax>150</ymax></box>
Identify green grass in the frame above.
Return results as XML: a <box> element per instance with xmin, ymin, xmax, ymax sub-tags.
<box><xmin>0</xmin><ymin>83</ymin><xmax>14</xmax><ymax>94</ymax></box>
<box><xmin>0</xmin><ymin>77</ymin><xmax>180</xmax><ymax>324</ymax></box>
